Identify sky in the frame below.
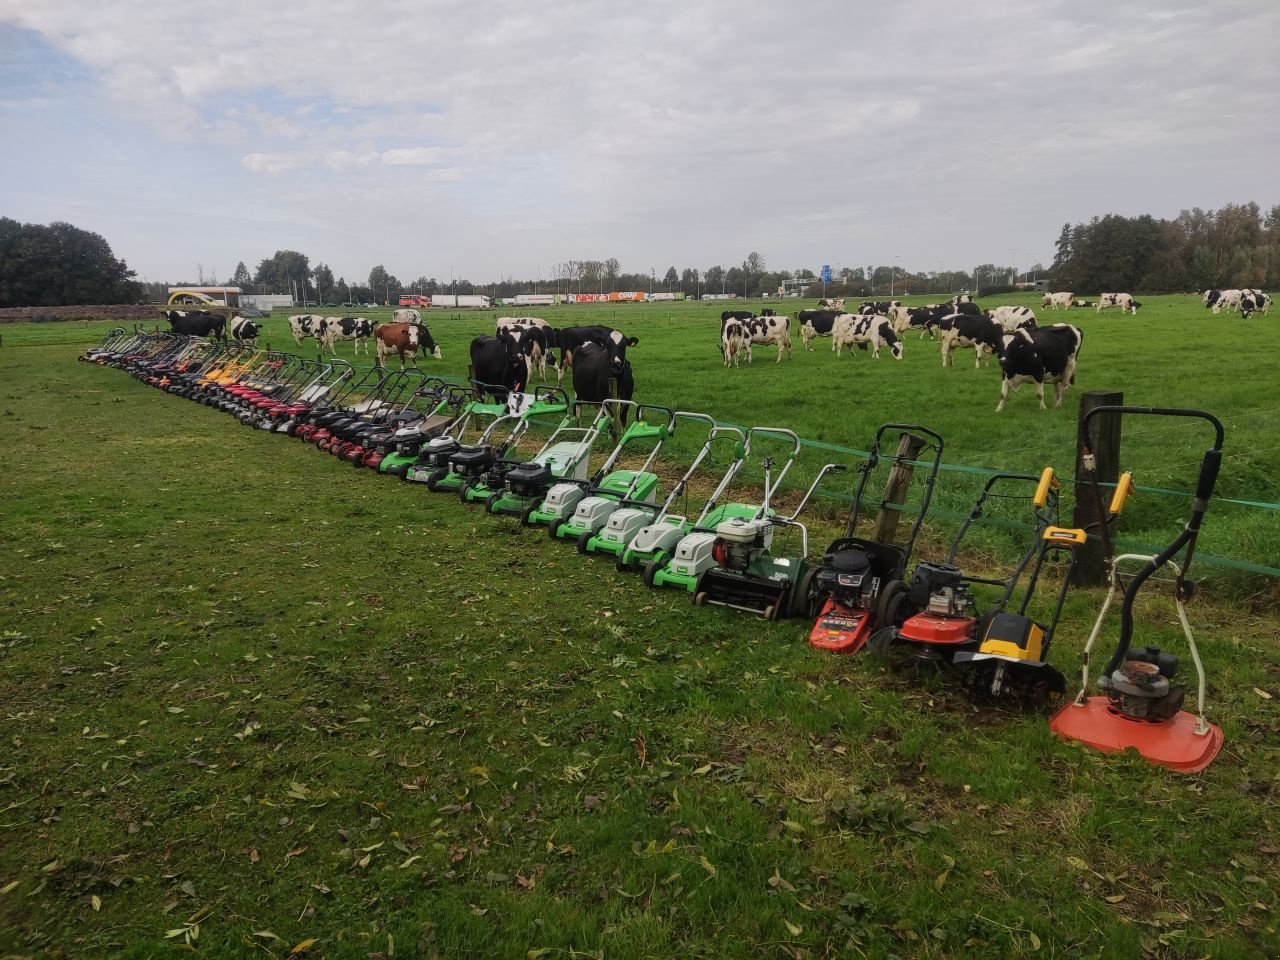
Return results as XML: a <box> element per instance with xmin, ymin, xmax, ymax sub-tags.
<box><xmin>1</xmin><ymin>0</ymin><xmax>1277</xmax><ymax>287</ymax></box>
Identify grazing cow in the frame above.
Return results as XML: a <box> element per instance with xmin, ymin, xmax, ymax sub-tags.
<box><xmin>988</xmin><ymin>305</ymin><xmax>1038</xmax><ymax>333</ymax></box>
<box><xmin>859</xmin><ymin>300</ymin><xmax>901</xmax><ymax>315</ymax></box>
<box><xmin>469</xmin><ymin>335</ymin><xmax>529</xmax><ymax>403</ymax></box>
<box><xmin>288</xmin><ymin>314</ymin><xmax>327</xmax><ymax>345</ymax></box>
<box><xmin>996</xmin><ymin>324</ymin><xmax>1084</xmax><ymax>412</ymax></box>
<box><xmin>1241</xmin><ymin>289</ymin><xmax>1271</xmax><ymax>315</ymax></box>
<box><xmin>832</xmin><ymin>314</ymin><xmax>903</xmax><ymax>360</ymax></box>
<box><xmin>1042</xmin><ymin>291</ymin><xmax>1074</xmax><ymax>311</ymax></box>
<box><xmin>321</xmin><ymin>317</ymin><xmax>375</xmax><ymax>355</ymax></box>
<box><xmin>166</xmin><ymin>310</ymin><xmax>227</xmax><ymax>341</ymax></box>
<box><xmin>721</xmin><ymin>320</ymin><xmax>747</xmax><ymax>367</ymax></box>
<box><xmin>888</xmin><ymin>304</ymin><xmax>949</xmax><ymax>338</ymax></box>
<box><xmin>392</xmin><ymin>308</ymin><xmax>422</xmax><ymax>326</ymax></box>
<box><xmin>555</xmin><ymin>326</ymin><xmax>638</xmax><ymax>384</ymax></box>
<box><xmin>1202</xmin><ymin>289</ymin><xmax>1242</xmax><ymax>313</ymax></box>
<box><xmin>375</xmin><ymin>321</ymin><xmax>440</xmax><ymax>369</ymax></box>
<box><xmin>798</xmin><ymin>309</ymin><xmax>841</xmax><ymax>350</ymax></box>
<box><xmin>938</xmin><ymin>313</ymin><xmax>1004</xmax><ymax>369</ymax></box>
<box><xmin>817</xmin><ymin>298</ymin><xmax>845</xmax><ymax>310</ymax></box>
<box><xmin>743</xmin><ymin>315</ymin><xmax>793</xmax><ymax>363</ymax></box>
<box><xmin>1096</xmin><ymin>293</ymin><xmax>1141</xmax><ymax>315</ymax></box>
<box><xmin>950</xmin><ymin>294</ymin><xmax>975</xmax><ymax>306</ymax></box>
<box><xmin>496</xmin><ymin>320</ymin><xmax>557</xmax><ymax>381</ymax></box>
<box><xmin>229</xmin><ymin>315</ymin><xmax>259</xmax><ymax>346</ymax></box>
<box><xmin>573</xmin><ymin>341</ymin><xmax>635</xmax><ymax>425</ymax></box>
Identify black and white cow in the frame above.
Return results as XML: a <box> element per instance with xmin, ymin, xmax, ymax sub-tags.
<box><xmin>470</xmin><ymin>334</ymin><xmax>529</xmax><ymax>403</ymax></box>
<box><xmin>720</xmin><ymin>309</ymin><xmax>755</xmax><ymax>324</ymax></box>
<box><xmin>392</xmin><ymin>308</ymin><xmax>423</xmax><ymax>326</ymax></box>
<box><xmin>721</xmin><ymin>319</ymin><xmax>747</xmax><ymax>367</ymax></box>
<box><xmin>937</xmin><ymin>313</ymin><xmax>1004</xmax><ymax>369</ymax></box>
<box><xmin>288</xmin><ymin>314</ymin><xmax>327</xmax><ymax>345</ymax></box>
<box><xmin>229</xmin><ymin>315</ymin><xmax>259</xmax><ymax>346</ymax></box>
<box><xmin>816</xmin><ymin>298</ymin><xmax>845</xmax><ymax>310</ymax></box>
<box><xmin>760</xmin><ymin>307</ymin><xmax>776</xmax><ymax>317</ymax></box>
<box><xmin>743</xmin><ymin>315</ymin><xmax>793</xmax><ymax>362</ymax></box>
<box><xmin>573</xmin><ymin>341</ymin><xmax>635</xmax><ymax>425</ymax></box>
<box><xmin>556</xmin><ymin>326</ymin><xmax>638</xmax><ymax>385</ymax></box>
<box><xmin>832</xmin><ymin>314</ymin><xmax>903</xmax><ymax>359</ymax></box>
<box><xmin>950</xmin><ymin>294</ymin><xmax>975</xmax><ymax>306</ymax></box>
<box><xmin>996</xmin><ymin>323</ymin><xmax>1084</xmax><ymax>412</ymax></box>
<box><xmin>322</xmin><ymin>317</ymin><xmax>375</xmax><ymax>355</ymax></box>
<box><xmin>798</xmin><ymin>309</ymin><xmax>841</xmax><ymax>350</ymax></box>
<box><xmin>496</xmin><ymin>318</ymin><xmax>558</xmax><ymax>381</ymax></box>
<box><xmin>1041</xmin><ymin>292</ymin><xmax>1074</xmax><ymax>310</ymax></box>
<box><xmin>166</xmin><ymin>310</ymin><xmax>226</xmax><ymax>340</ymax></box>
<box><xmin>888</xmin><ymin>304</ymin><xmax>949</xmax><ymax>339</ymax></box>
<box><xmin>1202</xmin><ymin>289</ymin><xmax>1241</xmax><ymax>313</ymax></box>
<box><xmin>859</xmin><ymin>300</ymin><xmax>901</xmax><ymax>315</ymax></box>
<box><xmin>950</xmin><ymin>300</ymin><xmax>982</xmax><ymax>317</ymax></box>
<box><xmin>1096</xmin><ymin>293</ymin><xmax>1141</xmax><ymax>315</ymax></box>
<box><xmin>1239</xmin><ymin>291</ymin><xmax>1273</xmax><ymax>318</ymax></box>
<box><xmin>988</xmin><ymin>305</ymin><xmax>1038</xmax><ymax>333</ymax></box>
<box><xmin>1072</xmin><ymin>299</ymin><xmax>1095</xmax><ymax>308</ymax></box>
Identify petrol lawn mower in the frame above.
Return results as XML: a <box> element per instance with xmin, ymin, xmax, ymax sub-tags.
<box><xmin>476</xmin><ymin>398</ymin><xmax>619</xmax><ymax>519</ymax></box>
<box><xmin>613</xmin><ymin>418</ymin><xmax>750</xmax><ymax>574</ymax></box>
<box><xmin>689</xmin><ymin>437</ymin><xmax>848</xmax><ymax>620</ymax></box>
<box><xmin>343</xmin><ymin>373</ymin><xmax>446</xmax><ymax>467</ymax></box>
<box><xmin>267</xmin><ymin>360</ymin><xmax>354</xmax><ymax>434</ymax></box>
<box><xmin>426</xmin><ymin>387</ymin><xmax>571</xmax><ymax>499</ymax></box>
<box><xmin>328</xmin><ymin>368</ymin><xmax>429</xmax><ymax>460</ymax></box>
<box><xmin>405</xmin><ymin>385</ymin><xmax>516</xmax><ymax>484</ymax></box>
<box><xmin>367</xmin><ymin>380</ymin><xmax>473</xmax><ymax>475</ymax></box>
<box><xmin>870</xmin><ymin>469</ymin><xmax>1089</xmax><ymax>705</ymax></box>
<box><xmin>1049</xmin><ymin>406</ymin><xmax>1226</xmax><ymax>773</ymax></box>
<box><xmin>540</xmin><ymin>403</ymin><xmax>676</xmax><ymax>548</ymax></box>
<box><xmin>299</xmin><ymin>366</ymin><xmax>398</xmax><ymax>447</ymax></box>
<box><xmin>806</xmin><ymin>423</ymin><xmax>945</xmax><ymax>653</ymax></box>
<box><xmin>245</xmin><ymin>358</ymin><xmax>337</xmax><ymax>430</ymax></box>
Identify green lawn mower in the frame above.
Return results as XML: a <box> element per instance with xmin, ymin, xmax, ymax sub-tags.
<box><xmin>375</xmin><ymin>381</ymin><xmax>473</xmax><ymax>478</ymax></box>
<box><xmin>403</xmin><ymin>384</ymin><xmax>512</xmax><ymax>485</ymax></box>
<box><xmin>613</xmin><ymin>418</ymin><xmax>749</xmax><ymax>574</ymax></box>
<box><xmin>481</xmin><ymin>400</ymin><xmax>620</xmax><ymax>521</ymax></box>
<box><xmin>546</xmin><ymin>403</ymin><xmax>677</xmax><ymax>551</ymax></box>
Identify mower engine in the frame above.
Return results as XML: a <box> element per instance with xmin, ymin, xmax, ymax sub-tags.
<box><xmin>711</xmin><ymin>518</ymin><xmax>772</xmax><ymax>572</ymax></box>
<box><xmin>814</xmin><ymin>547</ymin><xmax>879</xmax><ymax>611</ymax></box>
<box><xmin>1099</xmin><ymin>647</ymin><xmax>1184</xmax><ymax>720</ymax></box>
<box><xmin>908</xmin><ymin>562</ymin><xmax>972</xmax><ymax>619</ymax></box>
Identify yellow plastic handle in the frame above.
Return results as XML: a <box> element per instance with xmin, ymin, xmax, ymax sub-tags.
<box><xmin>1110</xmin><ymin>472</ymin><xmax>1135</xmax><ymax>515</ymax></box>
<box><xmin>1033</xmin><ymin>467</ymin><xmax>1061</xmax><ymax>509</ymax></box>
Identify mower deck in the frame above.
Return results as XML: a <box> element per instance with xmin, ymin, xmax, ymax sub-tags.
<box><xmin>1049</xmin><ymin>697</ymin><xmax>1224</xmax><ymax>773</ymax></box>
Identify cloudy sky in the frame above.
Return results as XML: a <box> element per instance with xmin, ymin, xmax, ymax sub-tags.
<box><xmin>1</xmin><ymin>0</ymin><xmax>1276</xmax><ymax>286</ymax></box>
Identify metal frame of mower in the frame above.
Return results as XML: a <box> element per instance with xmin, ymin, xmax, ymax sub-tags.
<box><xmin>1049</xmin><ymin>406</ymin><xmax>1226</xmax><ymax>773</ymax></box>
<box><xmin>542</xmin><ymin>403</ymin><xmax>677</xmax><ymax>548</ymax></box>
<box><xmin>405</xmin><ymin>383</ymin><xmax>516</xmax><ymax>485</ymax></box>
<box><xmin>295</xmin><ymin>365</ymin><xmax>398</xmax><ymax>445</ymax></box>
<box><xmin>368</xmin><ymin>379</ymin><xmax>474</xmax><ymax>475</ymax></box>
<box><xmin>807</xmin><ymin>423</ymin><xmax>945</xmax><ymax>654</ymax></box>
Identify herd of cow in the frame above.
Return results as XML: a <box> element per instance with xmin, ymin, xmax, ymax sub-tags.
<box><xmin>718</xmin><ymin>296</ymin><xmax>1084</xmax><ymax>412</ymax></box>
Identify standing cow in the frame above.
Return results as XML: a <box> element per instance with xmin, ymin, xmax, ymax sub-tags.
<box><xmin>1097</xmin><ymin>293</ymin><xmax>1141</xmax><ymax>315</ymax></box>
<box><xmin>322</xmin><ymin>317</ymin><xmax>375</xmax><ymax>355</ymax></box>
<box><xmin>988</xmin><ymin>305</ymin><xmax>1038</xmax><ymax>332</ymax></box>
<box><xmin>166</xmin><ymin>310</ymin><xmax>226</xmax><ymax>341</ymax></box>
<box><xmin>722</xmin><ymin>319</ymin><xmax>747</xmax><ymax>367</ymax></box>
<box><xmin>832</xmin><ymin>314</ymin><xmax>902</xmax><ymax>359</ymax></box>
<box><xmin>288</xmin><ymin>314</ymin><xmax>327</xmax><ymax>346</ymax></box>
<box><xmin>229</xmin><ymin>315</ymin><xmax>259</xmax><ymax>346</ymax></box>
<box><xmin>392</xmin><ymin>308</ymin><xmax>422</xmax><ymax>325</ymax></box>
<box><xmin>996</xmin><ymin>324</ymin><xmax>1084</xmax><ymax>412</ymax></box>
<box><xmin>375</xmin><ymin>322</ymin><xmax>440</xmax><ymax>369</ymax></box>
<box><xmin>1042</xmin><ymin>292</ymin><xmax>1074</xmax><ymax>310</ymax></box>
<box><xmin>573</xmin><ymin>341</ymin><xmax>635</xmax><ymax>425</ymax></box>
<box><xmin>743</xmin><ymin>315</ymin><xmax>792</xmax><ymax>362</ymax></box>
<box><xmin>938</xmin><ymin>314</ymin><xmax>1004</xmax><ymax>369</ymax></box>
<box><xmin>469</xmin><ymin>335</ymin><xmax>528</xmax><ymax>403</ymax></box>
<box><xmin>798</xmin><ymin>309</ymin><xmax>841</xmax><ymax>350</ymax></box>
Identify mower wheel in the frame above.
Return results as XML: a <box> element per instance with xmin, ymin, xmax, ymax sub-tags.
<box><xmin>763</xmin><ymin>603</ymin><xmax>777</xmax><ymax>621</ymax></box>
<box><xmin>485</xmin><ymin>492</ymin><xmax>502</xmax><ymax>513</ymax></box>
<box><xmin>867</xmin><ymin>626</ymin><xmax>897</xmax><ymax>656</ymax></box>
<box><xmin>547</xmin><ymin>519</ymin><xmax>563</xmax><ymax>539</ymax></box>
<box><xmin>425</xmin><ymin>470</ymin><xmax>444</xmax><ymax>492</ymax></box>
<box><xmin>458</xmin><ymin>480</ymin><xmax>473</xmax><ymax>504</ymax></box>
<box><xmin>576</xmin><ymin>530</ymin><xmax>593</xmax><ymax>555</ymax></box>
<box><xmin>520</xmin><ymin>502</ymin><xmax>539</xmax><ymax>526</ymax></box>
<box><xmin>877</xmin><ymin>579</ymin><xmax>908</xmax><ymax>628</ymax></box>
<box><xmin>615</xmin><ymin>557</ymin><xmax>631</xmax><ymax>573</ymax></box>
<box><xmin>694</xmin><ymin>591</ymin><xmax>708</xmax><ymax>606</ymax></box>
<box><xmin>643</xmin><ymin>561</ymin><xmax>661</xmax><ymax>590</ymax></box>
<box><xmin>790</xmin><ymin>567</ymin><xmax>820</xmax><ymax>620</ymax></box>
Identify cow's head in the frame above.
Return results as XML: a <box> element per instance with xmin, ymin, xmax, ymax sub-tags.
<box><xmin>1129</xmin><ymin>300</ymin><xmax>1143</xmax><ymax>312</ymax></box>
<box><xmin>607</xmin><ymin>331</ymin><xmax>639</xmax><ymax>371</ymax></box>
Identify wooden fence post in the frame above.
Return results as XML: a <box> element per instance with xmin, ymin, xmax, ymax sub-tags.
<box><xmin>1072</xmin><ymin>390</ymin><xmax>1124</xmax><ymax>586</ymax></box>
<box><xmin>873</xmin><ymin>432</ymin><xmax>927</xmax><ymax>545</ymax></box>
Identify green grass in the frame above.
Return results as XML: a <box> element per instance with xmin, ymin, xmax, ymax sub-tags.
<box><xmin>0</xmin><ymin>298</ymin><xmax>1278</xmax><ymax>959</ymax></box>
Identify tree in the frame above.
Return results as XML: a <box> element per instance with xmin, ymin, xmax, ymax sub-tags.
<box><xmin>744</xmin><ymin>251</ymin><xmax>765</xmax><ymax>274</ymax></box>
<box><xmin>253</xmin><ymin>250</ymin><xmax>311</xmax><ymax>295</ymax></box>
<box><xmin>0</xmin><ymin>217</ymin><xmax>141</xmax><ymax>308</ymax></box>
<box><xmin>367</xmin><ymin>265</ymin><xmax>401</xmax><ymax>304</ymax></box>
<box><xmin>311</xmin><ymin>263</ymin><xmax>335</xmax><ymax>303</ymax></box>
<box><xmin>663</xmin><ymin>266</ymin><xmax>678</xmax><ymax>289</ymax></box>
<box><xmin>230</xmin><ymin>261</ymin><xmax>252</xmax><ymax>291</ymax></box>
<box><xmin>704</xmin><ymin>264</ymin><xmax>725</xmax><ymax>293</ymax></box>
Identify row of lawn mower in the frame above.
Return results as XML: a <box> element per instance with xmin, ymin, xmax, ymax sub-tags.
<box><xmin>82</xmin><ymin>330</ymin><xmax>1227</xmax><ymax>773</ymax></box>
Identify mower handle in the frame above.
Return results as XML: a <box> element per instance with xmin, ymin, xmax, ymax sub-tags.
<box><xmin>635</xmin><ymin>403</ymin><xmax>677</xmax><ymax>435</ymax></box>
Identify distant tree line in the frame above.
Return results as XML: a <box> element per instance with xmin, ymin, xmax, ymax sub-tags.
<box><xmin>1050</xmin><ymin>202</ymin><xmax>1280</xmax><ymax>294</ymax></box>
<box><xmin>0</xmin><ymin>218</ymin><xmax>141</xmax><ymax>308</ymax></box>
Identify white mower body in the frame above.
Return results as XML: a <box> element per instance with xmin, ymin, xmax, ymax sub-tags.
<box><xmin>570</xmin><ymin>495</ymin><xmax>620</xmax><ymax>534</ymax></box>
<box><xmin>666</xmin><ymin>530</ymin><xmax>720</xmax><ymax>579</ymax></box>
<box><xmin>627</xmin><ymin>515</ymin><xmax>688</xmax><ymax>556</ymax></box>
<box><xmin>540</xmin><ymin>481</ymin><xmax>587</xmax><ymax>520</ymax></box>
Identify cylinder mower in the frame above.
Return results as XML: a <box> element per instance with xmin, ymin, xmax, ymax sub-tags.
<box><xmin>871</xmin><ymin>469</ymin><xmax>1088</xmax><ymax>705</ymax></box>
<box><xmin>807</xmin><ymin>424</ymin><xmax>945</xmax><ymax>653</ymax></box>
<box><xmin>542</xmin><ymin>403</ymin><xmax>676</xmax><ymax>548</ymax></box>
<box><xmin>612</xmin><ymin>418</ymin><xmax>749</xmax><ymax>574</ymax></box>
<box><xmin>427</xmin><ymin>387</ymin><xmax>571</xmax><ymax>500</ymax></box>
<box><xmin>1049</xmin><ymin>406</ymin><xmax>1225</xmax><ymax>773</ymax></box>
<box><xmin>690</xmin><ymin>442</ymin><xmax>848</xmax><ymax>620</ymax></box>
<box><xmin>478</xmin><ymin>399</ymin><xmax>620</xmax><ymax>520</ymax></box>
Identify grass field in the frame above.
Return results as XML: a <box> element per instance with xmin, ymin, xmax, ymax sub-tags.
<box><xmin>1</xmin><ymin>296</ymin><xmax>1278</xmax><ymax>959</ymax></box>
